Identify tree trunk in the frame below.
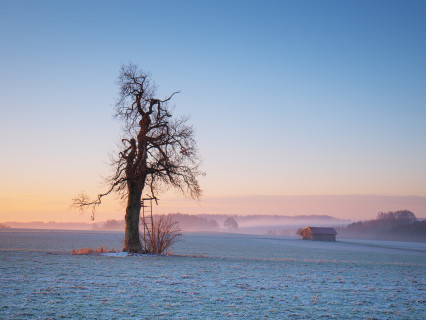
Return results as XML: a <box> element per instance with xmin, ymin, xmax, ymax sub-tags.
<box><xmin>122</xmin><ymin>185</ymin><xmax>142</xmax><ymax>253</ymax></box>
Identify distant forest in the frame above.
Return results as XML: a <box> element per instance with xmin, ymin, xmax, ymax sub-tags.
<box><xmin>93</xmin><ymin>213</ymin><xmax>349</xmax><ymax>233</ymax></box>
<box><xmin>1</xmin><ymin>213</ymin><xmax>347</xmax><ymax>232</ymax></box>
<box><xmin>337</xmin><ymin>210</ymin><xmax>426</xmax><ymax>242</ymax></box>
<box><xmin>93</xmin><ymin>214</ymin><xmax>219</xmax><ymax>232</ymax></box>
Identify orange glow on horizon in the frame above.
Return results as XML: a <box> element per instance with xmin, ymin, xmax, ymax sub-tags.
<box><xmin>1</xmin><ymin>192</ymin><xmax>426</xmax><ymax>224</ymax></box>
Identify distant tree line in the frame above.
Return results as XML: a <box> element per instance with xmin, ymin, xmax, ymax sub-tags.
<box><xmin>93</xmin><ymin>214</ymin><xmax>246</xmax><ymax>233</ymax></box>
<box><xmin>0</xmin><ymin>223</ymin><xmax>10</xmax><ymax>229</ymax></box>
<box><xmin>376</xmin><ymin>210</ymin><xmax>417</xmax><ymax>223</ymax></box>
<box><xmin>93</xmin><ymin>214</ymin><xmax>220</xmax><ymax>232</ymax></box>
<box><xmin>168</xmin><ymin>213</ymin><xmax>219</xmax><ymax>231</ymax></box>
<box><xmin>337</xmin><ymin>210</ymin><xmax>425</xmax><ymax>242</ymax></box>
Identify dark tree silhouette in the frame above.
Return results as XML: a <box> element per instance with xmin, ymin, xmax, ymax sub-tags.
<box><xmin>377</xmin><ymin>210</ymin><xmax>417</xmax><ymax>223</ymax></box>
<box><xmin>73</xmin><ymin>64</ymin><xmax>203</xmax><ymax>252</ymax></box>
<box><xmin>224</xmin><ymin>217</ymin><xmax>238</xmax><ymax>230</ymax></box>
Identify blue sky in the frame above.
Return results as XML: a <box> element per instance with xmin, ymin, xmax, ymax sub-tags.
<box><xmin>1</xmin><ymin>0</ymin><xmax>425</xmax><ymax>221</ymax></box>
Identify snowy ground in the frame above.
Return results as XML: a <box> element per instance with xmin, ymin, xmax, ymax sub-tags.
<box><xmin>0</xmin><ymin>230</ymin><xmax>425</xmax><ymax>319</ymax></box>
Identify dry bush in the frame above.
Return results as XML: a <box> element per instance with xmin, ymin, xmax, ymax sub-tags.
<box><xmin>72</xmin><ymin>246</ymin><xmax>116</xmax><ymax>255</ymax></box>
<box><xmin>140</xmin><ymin>214</ymin><xmax>182</xmax><ymax>254</ymax></box>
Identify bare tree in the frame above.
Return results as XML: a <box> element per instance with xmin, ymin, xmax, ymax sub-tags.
<box><xmin>141</xmin><ymin>214</ymin><xmax>182</xmax><ymax>254</ymax></box>
<box><xmin>73</xmin><ymin>64</ymin><xmax>203</xmax><ymax>252</ymax></box>
<box><xmin>224</xmin><ymin>217</ymin><xmax>238</xmax><ymax>230</ymax></box>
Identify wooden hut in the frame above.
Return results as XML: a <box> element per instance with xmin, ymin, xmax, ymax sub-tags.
<box><xmin>297</xmin><ymin>227</ymin><xmax>337</xmax><ymax>241</ymax></box>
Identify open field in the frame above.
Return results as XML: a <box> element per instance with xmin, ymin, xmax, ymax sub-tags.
<box><xmin>1</xmin><ymin>229</ymin><xmax>425</xmax><ymax>319</ymax></box>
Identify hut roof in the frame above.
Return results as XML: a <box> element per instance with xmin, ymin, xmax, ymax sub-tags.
<box><xmin>307</xmin><ymin>227</ymin><xmax>337</xmax><ymax>235</ymax></box>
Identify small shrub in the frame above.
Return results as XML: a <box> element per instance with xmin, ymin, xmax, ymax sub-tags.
<box><xmin>140</xmin><ymin>214</ymin><xmax>182</xmax><ymax>254</ymax></box>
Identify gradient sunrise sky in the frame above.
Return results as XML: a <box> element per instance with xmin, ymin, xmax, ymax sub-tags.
<box><xmin>1</xmin><ymin>0</ymin><xmax>425</xmax><ymax>223</ymax></box>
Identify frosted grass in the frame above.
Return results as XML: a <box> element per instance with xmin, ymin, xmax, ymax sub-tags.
<box><xmin>0</xmin><ymin>230</ymin><xmax>425</xmax><ymax>319</ymax></box>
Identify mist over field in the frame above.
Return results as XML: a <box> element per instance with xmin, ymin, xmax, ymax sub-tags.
<box><xmin>2</xmin><ymin>213</ymin><xmax>350</xmax><ymax>233</ymax></box>
<box><xmin>4</xmin><ymin>210</ymin><xmax>425</xmax><ymax>243</ymax></box>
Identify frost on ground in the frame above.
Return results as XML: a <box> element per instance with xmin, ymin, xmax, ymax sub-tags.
<box><xmin>0</xmin><ymin>230</ymin><xmax>425</xmax><ymax>319</ymax></box>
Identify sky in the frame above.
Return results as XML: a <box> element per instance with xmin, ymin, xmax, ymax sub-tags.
<box><xmin>1</xmin><ymin>0</ymin><xmax>425</xmax><ymax>223</ymax></box>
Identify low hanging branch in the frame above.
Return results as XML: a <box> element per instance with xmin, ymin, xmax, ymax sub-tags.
<box><xmin>73</xmin><ymin>63</ymin><xmax>204</xmax><ymax>252</ymax></box>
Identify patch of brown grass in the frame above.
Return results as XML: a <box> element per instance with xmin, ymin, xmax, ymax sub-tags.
<box><xmin>72</xmin><ymin>246</ymin><xmax>116</xmax><ymax>255</ymax></box>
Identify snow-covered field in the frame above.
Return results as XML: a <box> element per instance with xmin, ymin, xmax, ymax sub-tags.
<box><xmin>0</xmin><ymin>230</ymin><xmax>425</xmax><ymax>319</ymax></box>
